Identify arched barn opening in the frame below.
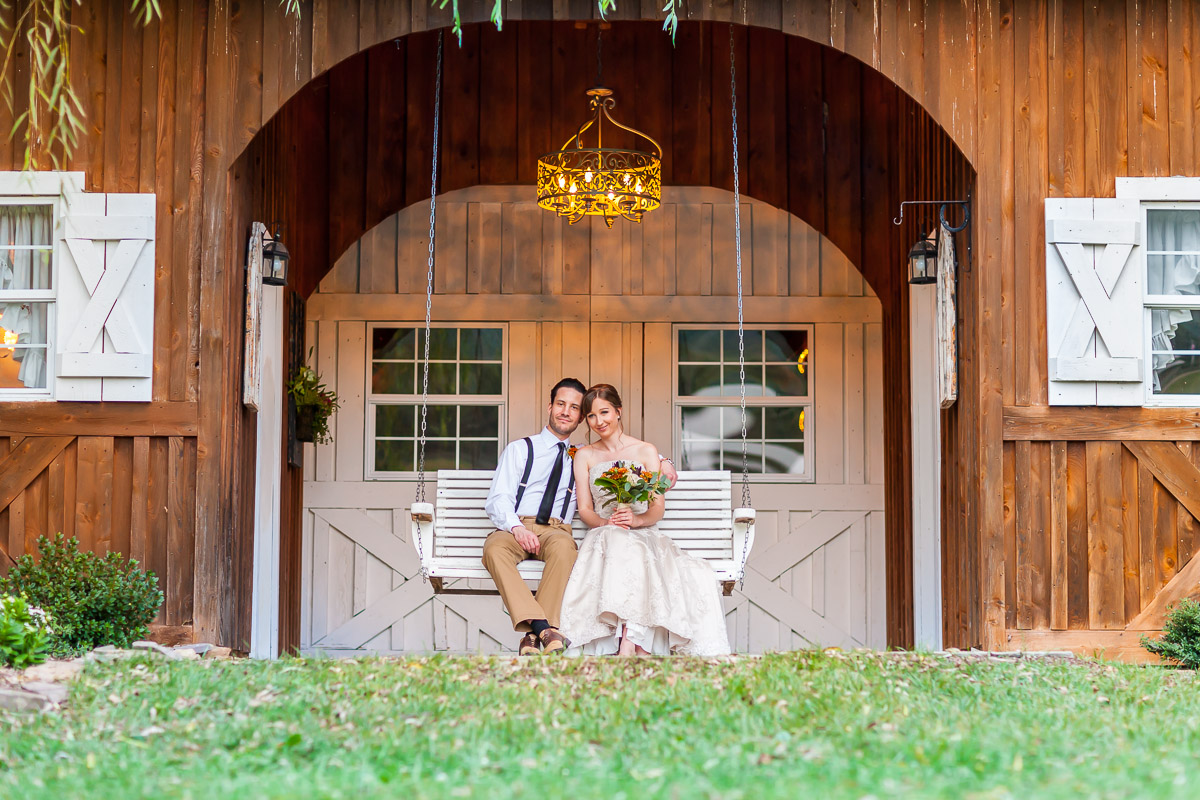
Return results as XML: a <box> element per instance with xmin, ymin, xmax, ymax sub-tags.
<box><xmin>228</xmin><ymin>20</ymin><xmax>974</xmax><ymax>655</ymax></box>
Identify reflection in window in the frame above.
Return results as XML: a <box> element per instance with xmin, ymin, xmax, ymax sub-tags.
<box><xmin>1148</xmin><ymin>209</ymin><xmax>1200</xmax><ymax>396</ymax></box>
<box><xmin>676</xmin><ymin>327</ymin><xmax>812</xmax><ymax>478</ymax></box>
<box><xmin>369</xmin><ymin>325</ymin><xmax>505</xmax><ymax>474</ymax></box>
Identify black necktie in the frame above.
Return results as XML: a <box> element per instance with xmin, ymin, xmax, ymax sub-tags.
<box><xmin>536</xmin><ymin>443</ymin><xmax>565</xmax><ymax>526</ymax></box>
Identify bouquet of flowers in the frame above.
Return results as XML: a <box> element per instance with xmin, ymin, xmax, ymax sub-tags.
<box><xmin>593</xmin><ymin>461</ymin><xmax>671</xmax><ymax>509</ymax></box>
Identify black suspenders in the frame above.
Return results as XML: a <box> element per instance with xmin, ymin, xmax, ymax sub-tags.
<box><xmin>512</xmin><ymin>436</ymin><xmax>576</xmax><ymax>521</ymax></box>
<box><xmin>513</xmin><ymin>437</ymin><xmax>535</xmax><ymax>508</ymax></box>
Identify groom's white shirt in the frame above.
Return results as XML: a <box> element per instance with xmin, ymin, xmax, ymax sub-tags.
<box><xmin>486</xmin><ymin>427</ymin><xmax>577</xmax><ymax>532</ymax></box>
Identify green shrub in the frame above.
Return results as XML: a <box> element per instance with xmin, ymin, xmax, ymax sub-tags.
<box><xmin>1141</xmin><ymin>597</ymin><xmax>1200</xmax><ymax>668</ymax></box>
<box><xmin>0</xmin><ymin>594</ymin><xmax>52</xmax><ymax>668</ymax></box>
<box><xmin>0</xmin><ymin>534</ymin><xmax>164</xmax><ymax>653</ymax></box>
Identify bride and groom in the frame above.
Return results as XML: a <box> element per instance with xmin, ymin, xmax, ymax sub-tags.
<box><xmin>482</xmin><ymin>377</ymin><xmax>731</xmax><ymax>657</ymax></box>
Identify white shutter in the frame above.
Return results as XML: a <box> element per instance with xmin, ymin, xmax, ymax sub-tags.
<box><xmin>55</xmin><ymin>192</ymin><xmax>156</xmax><ymax>401</ymax></box>
<box><xmin>1045</xmin><ymin>197</ymin><xmax>1143</xmax><ymax>406</ymax></box>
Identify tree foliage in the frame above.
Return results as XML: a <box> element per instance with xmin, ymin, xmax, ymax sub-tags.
<box><xmin>1</xmin><ymin>0</ymin><xmax>679</xmax><ymax>170</ymax></box>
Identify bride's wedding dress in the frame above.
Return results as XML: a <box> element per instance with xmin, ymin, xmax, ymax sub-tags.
<box><xmin>559</xmin><ymin>460</ymin><xmax>732</xmax><ymax>656</ymax></box>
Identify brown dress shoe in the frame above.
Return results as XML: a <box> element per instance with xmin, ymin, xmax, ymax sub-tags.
<box><xmin>519</xmin><ymin>631</ymin><xmax>541</xmax><ymax>656</ymax></box>
<box><xmin>538</xmin><ymin>628</ymin><xmax>571</xmax><ymax>654</ymax></box>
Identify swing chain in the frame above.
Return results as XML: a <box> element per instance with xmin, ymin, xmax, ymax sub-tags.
<box><xmin>730</xmin><ymin>25</ymin><xmax>752</xmax><ymax>587</ymax></box>
<box><xmin>415</xmin><ymin>30</ymin><xmax>444</xmax><ymax>520</ymax></box>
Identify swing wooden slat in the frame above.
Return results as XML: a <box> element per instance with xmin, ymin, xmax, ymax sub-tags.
<box><xmin>410</xmin><ymin>470</ymin><xmax>756</xmax><ymax>597</ymax></box>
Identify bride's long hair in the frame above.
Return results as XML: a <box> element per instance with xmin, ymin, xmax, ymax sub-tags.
<box><xmin>582</xmin><ymin>384</ymin><xmax>623</xmax><ymax>443</ymax></box>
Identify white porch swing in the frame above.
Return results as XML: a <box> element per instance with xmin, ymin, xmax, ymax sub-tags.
<box><xmin>408</xmin><ymin>29</ymin><xmax>756</xmax><ymax>597</ymax></box>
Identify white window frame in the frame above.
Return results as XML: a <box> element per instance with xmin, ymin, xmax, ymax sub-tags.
<box><xmin>1116</xmin><ymin>177</ymin><xmax>1200</xmax><ymax>406</ymax></box>
<box><xmin>1140</xmin><ymin>201</ymin><xmax>1200</xmax><ymax>406</ymax></box>
<box><xmin>672</xmin><ymin>323</ymin><xmax>814</xmax><ymax>483</ymax></box>
<box><xmin>0</xmin><ymin>195</ymin><xmax>58</xmax><ymax>400</ymax></box>
<box><xmin>364</xmin><ymin>321</ymin><xmax>507</xmax><ymax>480</ymax></box>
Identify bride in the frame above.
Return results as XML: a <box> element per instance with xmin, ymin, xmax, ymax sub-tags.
<box><xmin>559</xmin><ymin>384</ymin><xmax>731</xmax><ymax>656</ymax></box>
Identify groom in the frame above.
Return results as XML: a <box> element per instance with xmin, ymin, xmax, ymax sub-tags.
<box><xmin>483</xmin><ymin>378</ymin><xmax>588</xmax><ymax>656</ymax></box>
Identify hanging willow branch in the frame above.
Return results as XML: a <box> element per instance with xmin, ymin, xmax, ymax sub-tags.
<box><xmin>2</xmin><ymin>0</ymin><xmax>681</xmax><ymax>170</ymax></box>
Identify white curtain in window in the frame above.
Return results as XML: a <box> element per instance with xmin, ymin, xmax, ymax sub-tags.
<box><xmin>0</xmin><ymin>206</ymin><xmax>52</xmax><ymax>388</ymax></box>
<box><xmin>1148</xmin><ymin>211</ymin><xmax>1200</xmax><ymax>390</ymax></box>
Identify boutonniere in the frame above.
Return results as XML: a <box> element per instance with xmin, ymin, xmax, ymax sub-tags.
<box><xmin>567</xmin><ymin>445</ymin><xmax>578</xmax><ymax>459</ymax></box>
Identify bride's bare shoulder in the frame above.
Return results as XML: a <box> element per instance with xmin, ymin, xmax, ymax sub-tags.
<box><xmin>625</xmin><ymin>439</ymin><xmax>660</xmax><ymax>466</ymax></box>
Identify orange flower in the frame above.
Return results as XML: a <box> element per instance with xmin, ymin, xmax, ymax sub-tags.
<box><xmin>567</xmin><ymin>445</ymin><xmax>578</xmax><ymax>459</ymax></box>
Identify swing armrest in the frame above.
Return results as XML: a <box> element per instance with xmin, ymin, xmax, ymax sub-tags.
<box><xmin>731</xmin><ymin>508</ymin><xmax>756</xmax><ymax>580</ymax></box>
<box><xmin>410</xmin><ymin>502</ymin><xmax>435</xmax><ymax>566</ymax></box>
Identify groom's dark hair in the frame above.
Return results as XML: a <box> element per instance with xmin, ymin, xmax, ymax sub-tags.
<box><xmin>550</xmin><ymin>377</ymin><xmax>586</xmax><ymax>403</ymax></box>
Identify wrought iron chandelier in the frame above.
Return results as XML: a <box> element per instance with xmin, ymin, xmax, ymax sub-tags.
<box><xmin>536</xmin><ymin>28</ymin><xmax>662</xmax><ymax>227</ymax></box>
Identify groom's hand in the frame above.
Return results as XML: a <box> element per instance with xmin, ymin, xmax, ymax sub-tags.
<box><xmin>512</xmin><ymin>525</ymin><xmax>540</xmax><ymax>555</ymax></box>
<box><xmin>660</xmin><ymin>459</ymin><xmax>679</xmax><ymax>488</ymax></box>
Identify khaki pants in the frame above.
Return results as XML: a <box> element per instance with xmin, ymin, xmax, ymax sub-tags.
<box><xmin>482</xmin><ymin>516</ymin><xmax>578</xmax><ymax>631</ymax></box>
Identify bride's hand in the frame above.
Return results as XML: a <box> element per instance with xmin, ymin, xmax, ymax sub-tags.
<box><xmin>609</xmin><ymin>507</ymin><xmax>634</xmax><ymax>529</ymax></box>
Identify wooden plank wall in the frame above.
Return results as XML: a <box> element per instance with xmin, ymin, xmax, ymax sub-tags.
<box><xmin>31</xmin><ymin>0</ymin><xmax>1200</xmax><ymax>654</ymax></box>
<box><xmin>246</xmin><ymin>21</ymin><xmax>970</xmax><ymax>648</ymax></box>
<box><xmin>300</xmin><ymin>184</ymin><xmax>887</xmax><ymax>654</ymax></box>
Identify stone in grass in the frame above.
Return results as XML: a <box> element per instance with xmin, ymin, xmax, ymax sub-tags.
<box><xmin>203</xmin><ymin>646</ymin><xmax>233</xmax><ymax>660</ymax></box>
<box><xmin>21</xmin><ymin>682</ymin><xmax>68</xmax><ymax>705</ymax></box>
<box><xmin>0</xmin><ymin>687</ymin><xmax>51</xmax><ymax>713</ymax></box>
<box><xmin>21</xmin><ymin>660</ymin><xmax>84</xmax><ymax>683</ymax></box>
<box><xmin>132</xmin><ymin>641</ymin><xmax>179</xmax><ymax>659</ymax></box>
<box><xmin>174</xmin><ymin>643</ymin><xmax>213</xmax><ymax>657</ymax></box>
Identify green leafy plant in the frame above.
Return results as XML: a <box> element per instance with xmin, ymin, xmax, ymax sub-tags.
<box><xmin>1141</xmin><ymin>597</ymin><xmax>1200</xmax><ymax>668</ymax></box>
<box><xmin>0</xmin><ymin>593</ymin><xmax>52</xmax><ymax>668</ymax></box>
<box><xmin>287</xmin><ymin>357</ymin><xmax>339</xmax><ymax>445</ymax></box>
<box><xmin>0</xmin><ymin>533</ymin><xmax>163</xmax><ymax>653</ymax></box>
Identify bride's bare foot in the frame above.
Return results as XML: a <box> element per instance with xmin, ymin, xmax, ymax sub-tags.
<box><xmin>633</xmin><ymin>643</ymin><xmax>650</xmax><ymax>656</ymax></box>
<box><xmin>617</xmin><ymin>626</ymin><xmax>636</xmax><ymax>657</ymax></box>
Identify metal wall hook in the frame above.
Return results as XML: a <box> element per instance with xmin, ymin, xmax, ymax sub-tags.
<box><xmin>893</xmin><ymin>200</ymin><xmax>971</xmax><ymax>232</ymax></box>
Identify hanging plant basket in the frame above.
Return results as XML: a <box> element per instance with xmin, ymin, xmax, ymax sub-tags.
<box><xmin>287</xmin><ymin>355</ymin><xmax>339</xmax><ymax>446</ymax></box>
<box><xmin>295</xmin><ymin>405</ymin><xmax>317</xmax><ymax>443</ymax></box>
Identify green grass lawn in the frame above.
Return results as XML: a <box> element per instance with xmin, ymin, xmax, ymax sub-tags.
<box><xmin>1</xmin><ymin>651</ymin><xmax>1198</xmax><ymax>799</ymax></box>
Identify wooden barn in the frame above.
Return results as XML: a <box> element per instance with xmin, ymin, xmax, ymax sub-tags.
<box><xmin>0</xmin><ymin>0</ymin><xmax>1197</xmax><ymax>661</ymax></box>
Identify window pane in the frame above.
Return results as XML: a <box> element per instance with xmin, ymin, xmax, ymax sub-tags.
<box><xmin>1147</xmin><ymin>254</ymin><xmax>1200</xmax><ymax>296</ymax></box>
<box><xmin>763</xmin><ymin>407</ymin><xmax>807</xmax><ymax>439</ymax></box>
<box><xmin>460</xmin><ymin>328</ymin><xmax>502</xmax><ymax>361</ymax></box>
<box><xmin>0</xmin><ymin>347</ymin><xmax>47</xmax><ymax>389</ymax></box>
<box><xmin>723</xmin><ymin>329</ymin><xmax>763</xmax><ymax>362</ymax></box>
<box><xmin>0</xmin><ymin>249</ymin><xmax>52</xmax><ymax>290</ymax></box>
<box><xmin>460</xmin><ymin>405</ymin><xmax>500</xmax><ymax>438</ymax></box>
<box><xmin>428</xmin><ymin>362</ymin><xmax>456</xmax><ymax>394</ymax></box>
<box><xmin>425</xmin><ymin>404</ymin><xmax>457</xmax><ymax>437</ymax></box>
<box><xmin>0</xmin><ymin>302</ymin><xmax>48</xmax><ymax>345</ymax></box>
<box><xmin>425</xmin><ymin>440</ymin><xmax>457</xmax><ymax>470</ymax></box>
<box><xmin>681</xmin><ymin>406</ymin><xmax>723</xmax><ymax>441</ymax></box>
<box><xmin>1152</xmin><ymin>353</ymin><xmax>1200</xmax><ymax>395</ymax></box>
<box><xmin>372</xmin><ymin>362</ymin><xmax>415</xmax><ymax>394</ymax></box>
<box><xmin>764</xmin><ymin>329</ymin><xmax>809</xmax><ymax>364</ymax></box>
<box><xmin>376</xmin><ymin>404</ymin><xmax>416</xmax><ymax>437</ymax></box>
<box><xmin>0</xmin><ymin>205</ymin><xmax>53</xmax><ymax>248</ymax></box>
<box><xmin>459</xmin><ymin>363</ymin><xmax>502</xmax><ymax>395</ymax></box>
<box><xmin>765</xmin><ymin>364</ymin><xmax>809</xmax><ymax>398</ymax></box>
<box><xmin>373</xmin><ymin>328</ymin><xmax>416</xmax><ymax>360</ymax></box>
<box><xmin>375</xmin><ymin>440</ymin><xmax>414</xmax><ymax>472</ymax></box>
<box><xmin>1150</xmin><ymin>309</ymin><xmax>1200</xmax><ymax>352</ymax></box>
<box><xmin>678</xmin><ymin>329</ymin><xmax>720</xmax><ymax>363</ymax></box>
<box><xmin>1147</xmin><ymin>209</ymin><xmax>1200</xmax><ymax>252</ymax></box>
<box><xmin>419</xmin><ymin>328</ymin><xmax>458</xmax><ymax>360</ymax></box>
<box><xmin>724</xmin><ymin>364</ymin><xmax>764</xmax><ymax>396</ymax></box>
<box><xmin>678</xmin><ymin>364</ymin><xmax>721</xmax><ymax>396</ymax></box>
<box><xmin>459</xmin><ymin>440</ymin><xmax>500</xmax><ymax>470</ymax></box>
<box><xmin>763</xmin><ymin>440</ymin><xmax>805</xmax><ymax>475</ymax></box>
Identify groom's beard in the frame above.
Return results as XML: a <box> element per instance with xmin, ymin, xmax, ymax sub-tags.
<box><xmin>548</xmin><ymin>416</ymin><xmax>581</xmax><ymax>438</ymax></box>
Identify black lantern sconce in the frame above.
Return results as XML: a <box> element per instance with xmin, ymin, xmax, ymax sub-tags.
<box><xmin>894</xmin><ymin>200</ymin><xmax>970</xmax><ymax>286</ymax></box>
<box><xmin>262</xmin><ymin>225</ymin><xmax>290</xmax><ymax>287</ymax></box>
<box><xmin>908</xmin><ymin>234</ymin><xmax>938</xmax><ymax>284</ymax></box>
